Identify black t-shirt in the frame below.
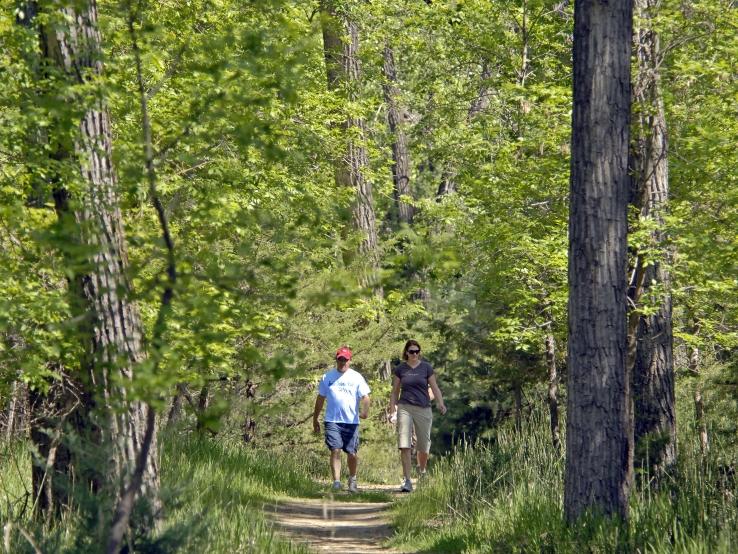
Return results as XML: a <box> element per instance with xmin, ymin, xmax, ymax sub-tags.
<box><xmin>395</xmin><ymin>360</ymin><xmax>434</xmax><ymax>408</ymax></box>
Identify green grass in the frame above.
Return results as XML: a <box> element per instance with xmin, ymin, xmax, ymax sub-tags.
<box><xmin>9</xmin><ymin>398</ymin><xmax>736</xmax><ymax>553</ymax></box>
<box><xmin>158</xmin><ymin>431</ymin><xmax>321</xmax><ymax>552</ymax></box>
<box><xmin>390</xmin><ymin>410</ymin><xmax>738</xmax><ymax>553</ymax></box>
<box><xmin>0</xmin><ymin>433</ymin><xmax>320</xmax><ymax>553</ymax></box>
<box><xmin>0</xmin><ymin>412</ymin><xmax>398</xmax><ymax>552</ymax></box>
<box><xmin>0</xmin><ymin>440</ymin><xmax>32</xmax><ymax>520</ymax></box>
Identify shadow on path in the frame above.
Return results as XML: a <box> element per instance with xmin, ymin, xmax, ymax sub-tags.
<box><xmin>266</xmin><ymin>485</ymin><xmax>403</xmax><ymax>553</ymax></box>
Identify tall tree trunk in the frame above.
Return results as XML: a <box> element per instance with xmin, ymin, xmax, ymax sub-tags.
<box><xmin>36</xmin><ymin>0</ymin><xmax>159</xmax><ymax>527</ymax></box>
<box><xmin>16</xmin><ymin>2</ymin><xmax>79</xmax><ymax>520</ymax></box>
<box><xmin>629</xmin><ymin>0</ymin><xmax>676</xmax><ymax>478</ymax></box>
<box><xmin>382</xmin><ymin>44</ymin><xmax>413</xmax><ymax>227</ymax></box>
<box><xmin>564</xmin><ymin>0</ymin><xmax>633</xmax><ymax>523</ymax></box>
<box><xmin>321</xmin><ymin>1</ymin><xmax>379</xmax><ymax>287</ymax></box>
<box><xmin>545</xmin><ymin>331</ymin><xmax>560</xmax><ymax>450</ymax></box>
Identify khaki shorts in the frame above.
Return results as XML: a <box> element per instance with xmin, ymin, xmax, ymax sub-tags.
<box><xmin>397</xmin><ymin>404</ymin><xmax>433</xmax><ymax>453</ymax></box>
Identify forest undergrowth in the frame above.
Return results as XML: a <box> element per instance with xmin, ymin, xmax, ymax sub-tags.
<box><xmin>4</xmin><ymin>400</ymin><xmax>738</xmax><ymax>553</ymax></box>
<box><xmin>390</xmin><ymin>408</ymin><xmax>738</xmax><ymax>554</ymax></box>
<box><xmin>0</xmin><ymin>420</ymin><xmax>397</xmax><ymax>554</ymax></box>
<box><xmin>1</xmin><ymin>433</ymin><xmax>320</xmax><ymax>553</ymax></box>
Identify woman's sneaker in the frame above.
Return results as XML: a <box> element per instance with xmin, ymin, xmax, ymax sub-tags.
<box><xmin>400</xmin><ymin>478</ymin><xmax>413</xmax><ymax>493</ymax></box>
<box><xmin>348</xmin><ymin>476</ymin><xmax>358</xmax><ymax>493</ymax></box>
<box><xmin>332</xmin><ymin>480</ymin><xmax>342</xmax><ymax>491</ymax></box>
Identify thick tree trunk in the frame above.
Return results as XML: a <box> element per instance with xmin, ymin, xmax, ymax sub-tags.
<box><xmin>382</xmin><ymin>44</ymin><xmax>413</xmax><ymax>227</ymax></box>
<box><xmin>629</xmin><ymin>0</ymin><xmax>676</xmax><ymax>478</ymax></box>
<box><xmin>632</xmin><ymin>294</ymin><xmax>675</xmax><ymax>472</ymax></box>
<box><xmin>37</xmin><ymin>0</ymin><xmax>159</xmax><ymax>527</ymax></box>
<box><xmin>321</xmin><ymin>1</ymin><xmax>379</xmax><ymax>286</ymax></box>
<box><xmin>564</xmin><ymin>0</ymin><xmax>633</xmax><ymax>523</ymax></box>
<box><xmin>545</xmin><ymin>332</ymin><xmax>560</xmax><ymax>450</ymax></box>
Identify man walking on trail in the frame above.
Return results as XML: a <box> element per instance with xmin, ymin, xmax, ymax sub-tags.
<box><xmin>313</xmin><ymin>346</ymin><xmax>371</xmax><ymax>493</ymax></box>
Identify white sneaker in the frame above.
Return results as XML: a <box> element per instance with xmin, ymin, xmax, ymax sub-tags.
<box><xmin>400</xmin><ymin>478</ymin><xmax>413</xmax><ymax>493</ymax></box>
<box><xmin>348</xmin><ymin>476</ymin><xmax>358</xmax><ymax>493</ymax></box>
<box><xmin>332</xmin><ymin>480</ymin><xmax>342</xmax><ymax>491</ymax></box>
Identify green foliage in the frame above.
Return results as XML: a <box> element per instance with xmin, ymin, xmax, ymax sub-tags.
<box><xmin>391</xmin><ymin>405</ymin><xmax>738</xmax><ymax>553</ymax></box>
<box><xmin>0</xmin><ymin>435</ymin><xmax>316</xmax><ymax>553</ymax></box>
<box><xmin>159</xmin><ymin>432</ymin><xmax>318</xmax><ymax>553</ymax></box>
<box><xmin>1</xmin><ymin>0</ymin><xmax>737</xmax><ymax>548</ymax></box>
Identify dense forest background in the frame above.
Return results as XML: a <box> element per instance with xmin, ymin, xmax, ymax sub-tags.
<box><xmin>1</xmin><ymin>0</ymin><xmax>737</xmax><ymax>552</ymax></box>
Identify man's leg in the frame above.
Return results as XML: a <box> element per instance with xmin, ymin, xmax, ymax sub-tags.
<box><xmin>330</xmin><ymin>449</ymin><xmax>342</xmax><ymax>482</ymax></box>
<box><xmin>347</xmin><ymin>452</ymin><xmax>358</xmax><ymax>476</ymax></box>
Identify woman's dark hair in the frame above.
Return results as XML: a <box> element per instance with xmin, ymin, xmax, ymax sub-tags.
<box><xmin>402</xmin><ymin>339</ymin><xmax>421</xmax><ymax>361</ymax></box>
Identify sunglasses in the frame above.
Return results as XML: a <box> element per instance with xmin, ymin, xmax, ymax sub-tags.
<box><xmin>407</xmin><ymin>349</ymin><xmax>420</xmax><ymax>354</ymax></box>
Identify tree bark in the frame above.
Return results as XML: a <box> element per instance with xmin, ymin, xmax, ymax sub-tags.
<box><xmin>321</xmin><ymin>1</ymin><xmax>379</xmax><ymax>286</ymax></box>
<box><xmin>545</xmin><ymin>332</ymin><xmax>560</xmax><ymax>450</ymax></box>
<box><xmin>37</xmin><ymin>0</ymin><xmax>159</xmax><ymax>527</ymax></box>
<box><xmin>564</xmin><ymin>0</ymin><xmax>633</xmax><ymax>523</ymax></box>
<box><xmin>382</xmin><ymin>44</ymin><xmax>413</xmax><ymax>227</ymax></box>
<box><xmin>629</xmin><ymin>0</ymin><xmax>676</xmax><ymax>478</ymax></box>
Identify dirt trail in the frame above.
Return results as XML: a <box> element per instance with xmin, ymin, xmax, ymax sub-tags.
<box><xmin>267</xmin><ymin>485</ymin><xmax>402</xmax><ymax>553</ymax></box>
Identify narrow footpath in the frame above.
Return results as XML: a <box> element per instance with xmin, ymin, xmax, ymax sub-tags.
<box><xmin>267</xmin><ymin>485</ymin><xmax>401</xmax><ymax>553</ymax></box>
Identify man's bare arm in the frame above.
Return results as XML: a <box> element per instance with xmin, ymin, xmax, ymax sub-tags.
<box><xmin>359</xmin><ymin>395</ymin><xmax>370</xmax><ymax>419</ymax></box>
<box><xmin>312</xmin><ymin>395</ymin><xmax>325</xmax><ymax>433</ymax></box>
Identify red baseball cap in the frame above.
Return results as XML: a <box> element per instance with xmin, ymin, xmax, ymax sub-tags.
<box><xmin>335</xmin><ymin>346</ymin><xmax>352</xmax><ymax>360</ymax></box>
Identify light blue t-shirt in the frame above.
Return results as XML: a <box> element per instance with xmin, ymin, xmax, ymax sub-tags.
<box><xmin>318</xmin><ymin>368</ymin><xmax>371</xmax><ymax>424</ymax></box>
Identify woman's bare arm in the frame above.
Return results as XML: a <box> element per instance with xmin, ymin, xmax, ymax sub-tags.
<box><xmin>428</xmin><ymin>374</ymin><xmax>447</xmax><ymax>415</ymax></box>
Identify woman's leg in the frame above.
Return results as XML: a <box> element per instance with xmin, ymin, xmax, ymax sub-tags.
<box><xmin>397</xmin><ymin>406</ymin><xmax>414</xmax><ymax>481</ymax></box>
<box><xmin>414</xmin><ymin>407</ymin><xmax>433</xmax><ymax>473</ymax></box>
<box><xmin>400</xmin><ymin>448</ymin><xmax>413</xmax><ymax>480</ymax></box>
<box><xmin>417</xmin><ymin>451</ymin><xmax>429</xmax><ymax>473</ymax></box>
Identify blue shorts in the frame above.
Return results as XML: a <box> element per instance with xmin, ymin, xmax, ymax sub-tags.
<box><xmin>324</xmin><ymin>422</ymin><xmax>360</xmax><ymax>454</ymax></box>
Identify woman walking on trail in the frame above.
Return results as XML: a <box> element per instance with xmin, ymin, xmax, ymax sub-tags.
<box><xmin>389</xmin><ymin>340</ymin><xmax>447</xmax><ymax>492</ymax></box>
